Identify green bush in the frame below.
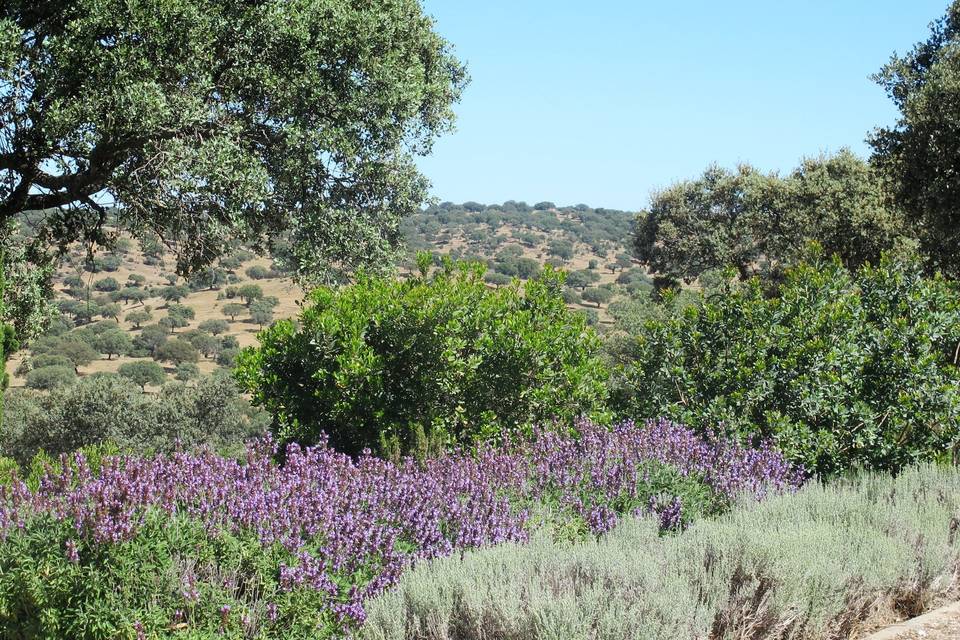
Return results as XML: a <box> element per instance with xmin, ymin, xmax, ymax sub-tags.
<box><xmin>611</xmin><ymin>255</ymin><xmax>960</xmax><ymax>475</ymax></box>
<box><xmin>0</xmin><ymin>510</ymin><xmax>317</xmax><ymax>639</ymax></box>
<box><xmin>25</xmin><ymin>365</ymin><xmax>77</xmax><ymax>390</ymax></box>
<box><xmin>2</xmin><ymin>374</ymin><xmax>268</xmax><ymax>464</ymax></box>
<box><xmin>236</xmin><ymin>261</ymin><xmax>609</xmax><ymax>456</ymax></box>
<box><xmin>362</xmin><ymin>465</ymin><xmax>960</xmax><ymax>640</ymax></box>
<box><xmin>175</xmin><ymin>362</ymin><xmax>200</xmax><ymax>381</ymax></box>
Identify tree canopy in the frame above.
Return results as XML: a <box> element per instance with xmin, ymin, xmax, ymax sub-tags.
<box><xmin>870</xmin><ymin>0</ymin><xmax>960</xmax><ymax>277</ymax></box>
<box><xmin>0</xmin><ymin>0</ymin><xmax>466</xmax><ymax>337</ymax></box>
<box><xmin>634</xmin><ymin>152</ymin><xmax>907</xmax><ymax>284</ymax></box>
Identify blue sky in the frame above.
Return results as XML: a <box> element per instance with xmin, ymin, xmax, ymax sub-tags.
<box><xmin>416</xmin><ymin>1</ymin><xmax>949</xmax><ymax>211</ymax></box>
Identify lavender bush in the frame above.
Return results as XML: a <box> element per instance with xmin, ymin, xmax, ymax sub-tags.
<box><xmin>0</xmin><ymin>419</ymin><xmax>802</xmax><ymax>638</ymax></box>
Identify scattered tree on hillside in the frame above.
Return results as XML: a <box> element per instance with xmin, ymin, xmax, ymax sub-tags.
<box><xmin>222</xmin><ymin>304</ymin><xmax>246</xmax><ymax>322</ymax></box>
<box><xmin>54</xmin><ymin>340</ymin><xmax>98</xmax><ymax>369</ymax></box>
<box><xmin>160</xmin><ymin>285</ymin><xmax>191</xmax><ymax>305</ymax></box>
<box><xmin>156</xmin><ymin>339</ymin><xmax>200</xmax><ymax>366</ymax></box>
<box><xmin>119</xmin><ymin>287</ymin><xmax>148</xmax><ymax>305</ymax></box>
<box><xmin>158</xmin><ymin>315</ymin><xmax>188</xmax><ymax>334</ymax></box>
<box><xmin>198</xmin><ymin>320</ymin><xmax>230</xmax><ymax>336</ymax></box>
<box><xmin>167</xmin><ymin>304</ymin><xmax>196</xmax><ymax>322</ymax></box>
<box><xmin>118</xmin><ymin>360</ymin><xmax>167</xmax><ymax>391</ymax></box>
<box><xmin>249</xmin><ymin>300</ymin><xmax>275</xmax><ymax>329</ymax></box>
<box><xmin>566</xmin><ymin>270</ymin><xmax>600</xmax><ymax>291</ymax></box>
<box><xmin>95</xmin><ymin>329</ymin><xmax>132</xmax><ymax>360</ymax></box>
<box><xmin>547</xmin><ymin>239</ymin><xmax>575</xmax><ymax>262</ymax></box>
<box><xmin>134</xmin><ymin>325</ymin><xmax>169</xmax><ymax>356</ymax></box>
<box><xmin>237</xmin><ymin>284</ymin><xmax>264</xmax><ymax>306</ymax></box>
<box><xmin>582</xmin><ymin>287</ymin><xmax>613</xmax><ymax>308</ymax></box>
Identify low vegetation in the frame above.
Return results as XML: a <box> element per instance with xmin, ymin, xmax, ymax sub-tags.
<box><xmin>362</xmin><ymin>465</ymin><xmax>960</xmax><ymax>640</ymax></box>
<box><xmin>0</xmin><ymin>420</ymin><xmax>799</xmax><ymax>638</ymax></box>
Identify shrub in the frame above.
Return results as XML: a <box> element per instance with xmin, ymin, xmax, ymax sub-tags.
<box><xmin>612</xmin><ymin>255</ymin><xmax>960</xmax><ymax>475</ymax></box>
<box><xmin>217</xmin><ymin>347</ymin><xmax>240</xmax><ymax>368</ymax></box>
<box><xmin>0</xmin><ymin>419</ymin><xmax>796</xmax><ymax>638</ymax></box>
<box><xmin>99</xmin><ymin>255</ymin><xmax>122</xmax><ymax>272</ymax></box>
<box><xmin>25</xmin><ymin>365</ymin><xmax>77</xmax><ymax>390</ymax></box>
<box><xmin>92</xmin><ymin>276</ymin><xmax>119</xmax><ymax>292</ymax></box>
<box><xmin>236</xmin><ymin>262</ymin><xmax>610</xmax><ymax>455</ymax></box>
<box><xmin>22</xmin><ymin>354</ymin><xmax>73</xmax><ymax>373</ymax></box>
<box><xmin>363</xmin><ymin>465</ymin><xmax>960</xmax><ymax>640</ymax></box>
<box><xmin>1</xmin><ymin>374</ymin><xmax>267</xmax><ymax>463</ymax></box>
<box><xmin>174</xmin><ymin>362</ymin><xmax>200</xmax><ymax>381</ymax></box>
<box><xmin>245</xmin><ymin>264</ymin><xmax>271</xmax><ymax>279</ymax></box>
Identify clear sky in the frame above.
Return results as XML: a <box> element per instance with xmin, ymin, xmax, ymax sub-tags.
<box><xmin>416</xmin><ymin>1</ymin><xmax>949</xmax><ymax>211</ymax></box>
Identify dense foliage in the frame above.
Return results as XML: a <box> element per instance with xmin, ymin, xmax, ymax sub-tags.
<box><xmin>611</xmin><ymin>255</ymin><xmax>960</xmax><ymax>475</ymax></box>
<box><xmin>0</xmin><ymin>419</ymin><xmax>799</xmax><ymax>638</ymax></box>
<box><xmin>0</xmin><ymin>0</ymin><xmax>466</xmax><ymax>337</ymax></box>
<box><xmin>236</xmin><ymin>262</ymin><xmax>609</xmax><ymax>456</ymax></box>
<box><xmin>871</xmin><ymin>0</ymin><xmax>960</xmax><ymax>277</ymax></box>
<box><xmin>634</xmin><ymin>151</ymin><xmax>907</xmax><ymax>285</ymax></box>
<box><xmin>1</xmin><ymin>373</ymin><xmax>267</xmax><ymax>464</ymax></box>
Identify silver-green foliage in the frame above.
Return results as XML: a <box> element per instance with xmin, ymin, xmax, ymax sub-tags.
<box><xmin>362</xmin><ymin>465</ymin><xmax>960</xmax><ymax>640</ymax></box>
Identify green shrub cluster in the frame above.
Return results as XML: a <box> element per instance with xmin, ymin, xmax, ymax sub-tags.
<box><xmin>236</xmin><ymin>261</ymin><xmax>609</xmax><ymax>456</ymax></box>
<box><xmin>0</xmin><ymin>510</ymin><xmax>339</xmax><ymax>639</ymax></box>
<box><xmin>611</xmin><ymin>254</ymin><xmax>960</xmax><ymax>475</ymax></box>
<box><xmin>2</xmin><ymin>373</ymin><xmax>268</xmax><ymax>464</ymax></box>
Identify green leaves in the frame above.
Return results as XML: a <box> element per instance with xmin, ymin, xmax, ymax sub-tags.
<box><xmin>1</xmin><ymin>0</ymin><xmax>466</xmax><ymax>329</ymax></box>
<box><xmin>612</xmin><ymin>255</ymin><xmax>960</xmax><ymax>476</ymax></box>
<box><xmin>635</xmin><ymin>153</ymin><xmax>908</xmax><ymax>285</ymax></box>
<box><xmin>870</xmin><ymin>1</ymin><xmax>960</xmax><ymax>277</ymax></box>
<box><xmin>235</xmin><ymin>263</ymin><xmax>609</xmax><ymax>456</ymax></box>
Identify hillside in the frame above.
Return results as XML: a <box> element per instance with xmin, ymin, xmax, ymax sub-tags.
<box><xmin>7</xmin><ymin>202</ymin><xmax>649</xmax><ymax>389</ymax></box>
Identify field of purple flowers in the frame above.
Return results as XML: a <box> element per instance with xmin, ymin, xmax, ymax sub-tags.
<box><xmin>0</xmin><ymin>418</ymin><xmax>802</xmax><ymax>638</ymax></box>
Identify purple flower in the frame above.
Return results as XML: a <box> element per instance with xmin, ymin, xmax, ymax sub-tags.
<box><xmin>0</xmin><ymin>419</ymin><xmax>803</xmax><ymax>633</ymax></box>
